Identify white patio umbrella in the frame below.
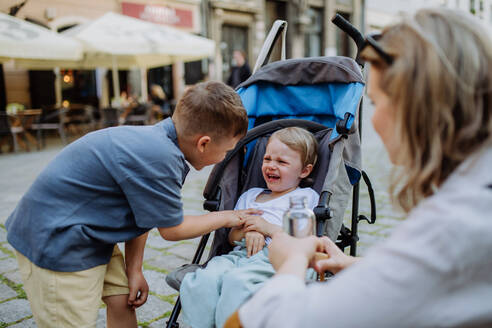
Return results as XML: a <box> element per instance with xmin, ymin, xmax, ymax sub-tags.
<box><xmin>58</xmin><ymin>12</ymin><xmax>215</xmax><ymax>102</ymax></box>
<box><xmin>0</xmin><ymin>12</ymin><xmax>83</xmax><ymax>109</ymax></box>
<box><xmin>0</xmin><ymin>12</ymin><xmax>82</xmax><ymax>62</ymax></box>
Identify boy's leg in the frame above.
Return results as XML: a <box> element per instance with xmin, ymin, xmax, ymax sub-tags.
<box><xmin>104</xmin><ymin>294</ymin><xmax>136</xmax><ymax>328</ymax></box>
<box><xmin>15</xmin><ymin>251</ymin><xmax>105</xmax><ymax>328</ymax></box>
<box><xmin>180</xmin><ymin>250</ymin><xmax>246</xmax><ymax>328</ymax></box>
<box><xmin>215</xmin><ymin>249</ymin><xmax>275</xmax><ymax>328</ymax></box>
<box><xmin>102</xmin><ymin>245</ymin><xmax>136</xmax><ymax>328</ymax></box>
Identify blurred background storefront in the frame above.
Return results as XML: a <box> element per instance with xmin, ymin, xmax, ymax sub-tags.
<box><xmin>3</xmin><ymin>0</ymin><xmax>489</xmax><ymax>113</ymax></box>
<box><xmin>0</xmin><ymin>0</ymin><xmax>365</xmax><ymax>111</ymax></box>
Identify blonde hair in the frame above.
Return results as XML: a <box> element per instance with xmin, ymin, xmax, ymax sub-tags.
<box><xmin>361</xmin><ymin>8</ymin><xmax>492</xmax><ymax>212</ymax></box>
<box><xmin>269</xmin><ymin>127</ymin><xmax>318</xmax><ymax>168</ymax></box>
<box><xmin>173</xmin><ymin>81</ymin><xmax>248</xmax><ymax>139</ymax></box>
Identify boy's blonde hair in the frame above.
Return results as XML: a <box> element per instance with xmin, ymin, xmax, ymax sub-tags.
<box><xmin>361</xmin><ymin>8</ymin><xmax>492</xmax><ymax>212</ymax></box>
<box><xmin>269</xmin><ymin>127</ymin><xmax>318</xmax><ymax>168</ymax></box>
<box><xmin>173</xmin><ymin>81</ymin><xmax>248</xmax><ymax>139</ymax></box>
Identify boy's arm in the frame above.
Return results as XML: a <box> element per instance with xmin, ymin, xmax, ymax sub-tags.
<box><xmin>125</xmin><ymin>232</ymin><xmax>149</xmax><ymax>309</ymax></box>
<box><xmin>158</xmin><ymin>209</ymin><xmax>262</xmax><ymax>241</ymax></box>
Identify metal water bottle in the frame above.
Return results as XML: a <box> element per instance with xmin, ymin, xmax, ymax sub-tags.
<box><xmin>283</xmin><ymin>195</ymin><xmax>316</xmax><ymax>237</ymax></box>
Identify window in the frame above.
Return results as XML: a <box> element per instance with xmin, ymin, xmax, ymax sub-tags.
<box><xmin>304</xmin><ymin>7</ymin><xmax>324</xmax><ymax>57</ymax></box>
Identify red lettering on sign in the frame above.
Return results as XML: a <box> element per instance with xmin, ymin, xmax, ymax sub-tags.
<box><xmin>122</xmin><ymin>2</ymin><xmax>193</xmax><ymax>29</ymax></box>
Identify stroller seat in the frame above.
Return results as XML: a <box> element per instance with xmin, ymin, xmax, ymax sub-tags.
<box><xmin>166</xmin><ymin>118</ymin><xmax>357</xmax><ymax>291</ymax></box>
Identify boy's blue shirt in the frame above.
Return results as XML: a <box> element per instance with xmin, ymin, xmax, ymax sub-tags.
<box><xmin>6</xmin><ymin>118</ymin><xmax>189</xmax><ymax>272</ymax></box>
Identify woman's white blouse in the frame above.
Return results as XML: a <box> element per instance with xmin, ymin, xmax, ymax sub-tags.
<box><xmin>239</xmin><ymin>146</ymin><xmax>492</xmax><ymax>328</ymax></box>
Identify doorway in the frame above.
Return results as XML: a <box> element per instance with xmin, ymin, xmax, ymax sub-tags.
<box><xmin>221</xmin><ymin>24</ymin><xmax>249</xmax><ymax>82</ymax></box>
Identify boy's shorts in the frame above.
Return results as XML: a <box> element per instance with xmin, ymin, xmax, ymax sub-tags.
<box><xmin>15</xmin><ymin>245</ymin><xmax>129</xmax><ymax>328</ymax></box>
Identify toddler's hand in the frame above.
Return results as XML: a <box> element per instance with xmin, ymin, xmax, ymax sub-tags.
<box><xmin>224</xmin><ymin>208</ymin><xmax>263</xmax><ymax>228</ymax></box>
<box><xmin>244</xmin><ymin>215</ymin><xmax>282</xmax><ymax>236</ymax></box>
<box><xmin>245</xmin><ymin>231</ymin><xmax>265</xmax><ymax>257</ymax></box>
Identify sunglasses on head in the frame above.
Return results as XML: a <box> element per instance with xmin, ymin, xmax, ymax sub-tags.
<box><xmin>361</xmin><ymin>33</ymin><xmax>394</xmax><ymax>65</ymax></box>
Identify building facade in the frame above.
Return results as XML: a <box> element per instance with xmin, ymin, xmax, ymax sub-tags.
<box><xmin>1</xmin><ymin>0</ymin><xmax>364</xmax><ymax>110</ymax></box>
<box><xmin>208</xmin><ymin>0</ymin><xmax>365</xmax><ymax>81</ymax></box>
<box><xmin>366</xmin><ymin>0</ymin><xmax>492</xmax><ymax>32</ymax></box>
<box><xmin>1</xmin><ymin>0</ymin><xmax>204</xmax><ymax>109</ymax></box>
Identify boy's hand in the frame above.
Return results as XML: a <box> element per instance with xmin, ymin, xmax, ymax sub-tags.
<box><xmin>243</xmin><ymin>215</ymin><xmax>282</xmax><ymax>237</ymax></box>
<box><xmin>245</xmin><ymin>231</ymin><xmax>265</xmax><ymax>257</ymax></box>
<box><xmin>223</xmin><ymin>209</ymin><xmax>263</xmax><ymax>228</ymax></box>
<box><xmin>127</xmin><ymin>269</ymin><xmax>149</xmax><ymax>309</ymax></box>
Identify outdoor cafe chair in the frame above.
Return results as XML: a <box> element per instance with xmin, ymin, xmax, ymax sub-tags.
<box><xmin>123</xmin><ymin>103</ymin><xmax>151</xmax><ymax>126</ymax></box>
<box><xmin>31</xmin><ymin>106</ymin><xmax>68</xmax><ymax>148</ymax></box>
<box><xmin>0</xmin><ymin>111</ymin><xmax>24</xmax><ymax>153</ymax></box>
<box><xmin>100</xmin><ymin>107</ymin><xmax>120</xmax><ymax>128</ymax></box>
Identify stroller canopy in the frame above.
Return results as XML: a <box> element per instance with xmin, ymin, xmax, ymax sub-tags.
<box><xmin>237</xmin><ymin>56</ymin><xmax>364</xmax><ymax>140</ymax></box>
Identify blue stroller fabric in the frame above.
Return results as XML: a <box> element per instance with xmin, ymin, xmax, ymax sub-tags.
<box><xmin>239</xmin><ymin>82</ymin><xmax>364</xmax><ymax>140</ymax></box>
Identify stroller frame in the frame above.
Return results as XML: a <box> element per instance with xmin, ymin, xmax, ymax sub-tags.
<box><xmin>165</xmin><ymin>15</ymin><xmax>376</xmax><ymax>328</ymax></box>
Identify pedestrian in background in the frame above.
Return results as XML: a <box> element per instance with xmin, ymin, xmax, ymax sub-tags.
<box><xmin>227</xmin><ymin>50</ymin><xmax>251</xmax><ymax>89</ymax></box>
<box><xmin>227</xmin><ymin>8</ymin><xmax>492</xmax><ymax>328</ymax></box>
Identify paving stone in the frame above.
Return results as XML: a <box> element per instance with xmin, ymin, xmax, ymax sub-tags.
<box><xmin>117</xmin><ymin>242</ymin><xmax>125</xmax><ymax>254</ymax></box>
<box><xmin>96</xmin><ymin>308</ymin><xmax>107</xmax><ymax>328</ymax></box>
<box><xmin>166</xmin><ymin>243</ymin><xmax>198</xmax><ymax>261</ymax></box>
<box><xmin>0</xmin><ymin>299</ymin><xmax>32</xmax><ymax>323</ymax></box>
<box><xmin>0</xmin><ymin>248</ymin><xmax>10</xmax><ymax>259</ymax></box>
<box><xmin>3</xmin><ymin>270</ymin><xmax>23</xmax><ymax>285</ymax></box>
<box><xmin>143</xmin><ymin>270</ymin><xmax>177</xmax><ymax>296</ymax></box>
<box><xmin>143</xmin><ymin>247</ymin><xmax>164</xmax><ymax>261</ymax></box>
<box><xmin>358</xmin><ymin>223</ymin><xmax>384</xmax><ymax>234</ymax></box>
<box><xmin>10</xmin><ymin>317</ymin><xmax>36</xmax><ymax>328</ymax></box>
<box><xmin>359</xmin><ymin>233</ymin><xmax>385</xmax><ymax>246</ymax></box>
<box><xmin>0</xmin><ymin>283</ymin><xmax>17</xmax><ymax>301</ymax></box>
<box><xmin>146</xmin><ymin>254</ymin><xmax>189</xmax><ymax>273</ymax></box>
<box><xmin>136</xmin><ymin>295</ymin><xmax>173</xmax><ymax>324</ymax></box>
<box><xmin>150</xmin><ymin>316</ymin><xmax>191</xmax><ymax>328</ymax></box>
<box><xmin>0</xmin><ymin>257</ymin><xmax>18</xmax><ymax>274</ymax></box>
<box><xmin>0</xmin><ymin>228</ymin><xmax>6</xmax><ymax>243</ymax></box>
<box><xmin>146</xmin><ymin>234</ymin><xmax>178</xmax><ymax>249</ymax></box>
<box><xmin>377</xmin><ymin>226</ymin><xmax>397</xmax><ymax>237</ymax></box>
<box><xmin>375</xmin><ymin>216</ymin><xmax>402</xmax><ymax>227</ymax></box>
<box><xmin>3</xmin><ymin>243</ymin><xmax>15</xmax><ymax>254</ymax></box>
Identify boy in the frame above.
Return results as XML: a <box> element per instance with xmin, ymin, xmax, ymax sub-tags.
<box><xmin>5</xmin><ymin>81</ymin><xmax>258</xmax><ymax>328</ymax></box>
<box><xmin>180</xmin><ymin>127</ymin><xmax>320</xmax><ymax>328</ymax></box>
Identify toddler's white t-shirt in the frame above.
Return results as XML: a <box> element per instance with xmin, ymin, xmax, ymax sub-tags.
<box><xmin>234</xmin><ymin>187</ymin><xmax>320</xmax><ymax>244</ymax></box>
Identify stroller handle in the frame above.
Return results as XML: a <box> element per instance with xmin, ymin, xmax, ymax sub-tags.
<box><xmin>252</xmin><ymin>20</ymin><xmax>287</xmax><ymax>74</ymax></box>
<box><xmin>331</xmin><ymin>14</ymin><xmax>365</xmax><ymax>65</ymax></box>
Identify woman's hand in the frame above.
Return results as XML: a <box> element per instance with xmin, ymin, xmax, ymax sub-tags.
<box><xmin>245</xmin><ymin>231</ymin><xmax>266</xmax><ymax>257</ymax></box>
<box><xmin>223</xmin><ymin>209</ymin><xmax>263</xmax><ymax>228</ymax></box>
<box><xmin>268</xmin><ymin>232</ymin><xmax>323</xmax><ymax>278</ymax></box>
<box><xmin>313</xmin><ymin>236</ymin><xmax>358</xmax><ymax>275</ymax></box>
<box><xmin>243</xmin><ymin>215</ymin><xmax>282</xmax><ymax>236</ymax></box>
<box><xmin>127</xmin><ymin>269</ymin><xmax>149</xmax><ymax>309</ymax></box>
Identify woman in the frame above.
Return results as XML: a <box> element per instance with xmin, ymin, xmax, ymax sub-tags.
<box><xmin>228</xmin><ymin>8</ymin><xmax>492</xmax><ymax>327</ymax></box>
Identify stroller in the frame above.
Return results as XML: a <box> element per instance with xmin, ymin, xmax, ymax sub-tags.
<box><xmin>165</xmin><ymin>16</ymin><xmax>376</xmax><ymax>328</ymax></box>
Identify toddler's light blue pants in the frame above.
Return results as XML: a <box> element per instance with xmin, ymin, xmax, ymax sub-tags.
<box><xmin>180</xmin><ymin>243</ymin><xmax>274</xmax><ymax>328</ymax></box>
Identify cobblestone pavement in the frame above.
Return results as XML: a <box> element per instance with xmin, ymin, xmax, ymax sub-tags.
<box><xmin>0</xmin><ymin>99</ymin><xmax>403</xmax><ymax>327</ymax></box>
